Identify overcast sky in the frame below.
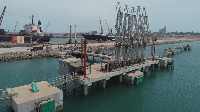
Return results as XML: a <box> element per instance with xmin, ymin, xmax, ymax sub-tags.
<box><xmin>0</xmin><ymin>0</ymin><xmax>199</xmax><ymax>33</ymax></box>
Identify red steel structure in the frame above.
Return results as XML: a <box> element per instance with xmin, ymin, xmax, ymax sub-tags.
<box><xmin>81</xmin><ymin>39</ymin><xmax>87</xmax><ymax>78</ymax></box>
<box><xmin>0</xmin><ymin>6</ymin><xmax>6</xmax><ymax>27</ymax></box>
<box><xmin>151</xmin><ymin>38</ymin><xmax>157</xmax><ymax>61</ymax></box>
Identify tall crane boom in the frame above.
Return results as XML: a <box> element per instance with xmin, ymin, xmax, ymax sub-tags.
<box><xmin>0</xmin><ymin>6</ymin><xmax>6</xmax><ymax>27</ymax></box>
<box><xmin>105</xmin><ymin>20</ymin><xmax>111</xmax><ymax>33</ymax></box>
<box><xmin>44</xmin><ymin>22</ymin><xmax>50</xmax><ymax>32</ymax></box>
<box><xmin>14</xmin><ymin>21</ymin><xmax>19</xmax><ymax>32</ymax></box>
<box><xmin>99</xmin><ymin>17</ymin><xmax>103</xmax><ymax>34</ymax></box>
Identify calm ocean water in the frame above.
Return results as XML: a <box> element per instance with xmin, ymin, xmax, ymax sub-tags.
<box><xmin>0</xmin><ymin>40</ymin><xmax>200</xmax><ymax>112</ymax></box>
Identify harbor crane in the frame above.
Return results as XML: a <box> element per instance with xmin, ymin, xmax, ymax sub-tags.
<box><xmin>14</xmin><ymin>21</ymin><xmax>19</xmax><ymax>33</ymax></box>
<box><xmin>99</xmin><ymin>17</ymin><xmax>103</xmax><ymax>34</ymax></box>
<box><xmin>105</xmin><ymin>20</ymin><xmax>111</xmax><ymax>34</ymax></box>
<box><xmin>44</xmin><ymin>22</ymin><xmax>50</xmax><ymax>32</ymax></box>
<box><xmin>0</xmin><ymin>6</ymin><xmax>6</xmax><ymax>27</ymax></box>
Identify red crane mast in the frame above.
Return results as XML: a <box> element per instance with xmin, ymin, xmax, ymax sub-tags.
<box><xmin>0</xmin><ymin>6</ymin><xmax>6</xmax><ymax>27</ymax></box>
<box><xmin>81</xmin><ymin>39</ymin><xmax>87</xmax><ymax>78</ymax></box>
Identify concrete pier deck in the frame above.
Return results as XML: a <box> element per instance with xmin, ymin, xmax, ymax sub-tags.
<box><xmin>6</xmin><ymin>81</ymin><xmax>63</xmax><ymax>112</ymax></box>
<box><xmin>79</xmin><ymin>59</ymin><xmax>159</xmax><ymax>86</ymax></box>
<box><xmin>6</xmin><ymin>81</ymin><xmax>61</xmax><ymax>105</ymax></box>
<box><xmin>123</xmin><ymin>71</ymin><xmax>143</xmax><ymax>84</ymax></box>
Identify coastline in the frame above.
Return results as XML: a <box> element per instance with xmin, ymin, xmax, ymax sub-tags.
<box><xmin>147</xmin><ymin>37</ymin><xmax>200</xmax><ymax>46</ymax></box>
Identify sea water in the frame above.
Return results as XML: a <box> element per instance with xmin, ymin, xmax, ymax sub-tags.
<box><xmin>0</xmin><ymin>41</ymin><xmax>199</xmax><ymax>112</ymax></box>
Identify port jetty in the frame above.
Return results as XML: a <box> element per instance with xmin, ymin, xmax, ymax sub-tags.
<box><xmin>0</xmin><ymin>3</ymin><xmax>199</xmax><ymax>112</ymax></box>
<box><xmin>0</xmin><ymin>36</ymin><xmax>193</xmax><ymax>111</ymax></box>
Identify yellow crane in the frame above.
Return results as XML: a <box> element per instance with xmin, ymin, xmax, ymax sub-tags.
<box><xmin>99</xmin><ymin>17</ymin><xmax>103</xmax><ymax>34</ymax></box>
<box><xmin>105</xmin><ymin>20</ymin><xmax>111</xmax><ymax>34</ymax></box>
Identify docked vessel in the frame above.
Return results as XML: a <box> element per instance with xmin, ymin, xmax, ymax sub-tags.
<box><xmin>83</xmin><ymin>32</ymin><xmax>115</xmax><ymax>41</ymax></box>
<box><xmin>0</xmin><ymin>15</ymin><xmax>50</xmax><ymax>43</ymax></box>
<box><xmin>0</xmin><ymin>35</ymin><xmax>50</xmax><ymax>43</ymax></box>
<box><xmin>83</xmin><ymin>17</ymin><xmax>116</xmax><ymax>41</ymax></box>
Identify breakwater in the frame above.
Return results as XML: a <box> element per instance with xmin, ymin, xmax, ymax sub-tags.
<box><xmin>0</xmin><ymin>50</ymin><xmax>67</xmax><ymax>61</ymax></box>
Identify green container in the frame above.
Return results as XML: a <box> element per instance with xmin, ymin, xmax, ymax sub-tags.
<box><xmin>49</xmin><ymin>107</ymin><xmax>55</xmax><ymax>112</ymax></box>
<box><xmin>31</xmin><ymin>82</ymin><xmax>39</xmax><ymax>93</ymax></box>
<box><xmin>50</xmin><ymin>100</ymin><xmax>55</xmax><ymax>105</ymax></box>
<box><xmin>41</xmin><ymin>106</ymin><xmax>48</xmax><ymax>112</ymax></box>
<box><xmin>116</xmin><ymin>68</ymin><xmax>120</xmax><ymax>71</ymax></box>
<box><xmin>136</xmin><ymin>75</ymin><xmax>144</xmax><ymax>84</ymax></box>
<box><xmin>41</xmin><ymin>100</ymin><xmax>55</xmax><ymax>112</ymax></box>
<box><xmin>159</xmin><ymin>55</ymin><xmax>163</xmax><ymax>58</ymax></box>
<box><xmin>41</xmin><ymin>102</ymin><xmax>48</xmax><ymax>109</ymax></box>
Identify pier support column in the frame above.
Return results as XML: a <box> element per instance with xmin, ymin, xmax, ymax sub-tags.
<box><xmin>107</xmin><ymin>62</ymin><xmax>109</xmax><ymax>72</ymax></box>
<box><xmin>141</xmin><ymin>67</ymin><xmax>143</xmax><ymax>72</ymax></box>
<box><xmin>152</xmin><ymin>64</ymin><xmax>155</xmax><ymax>71</ymax></box>
<box><xmin>102</xmin><ymin>79</ymin><xmax>106</xmax><ymax>89</ymax></box>
<box><xmin>93</xmin><ymin>56</ymin><xmax>95</xmax><ymax>62</ymax></box>
<box><xmin>119</xmin><ymin>75</ymin><xmax>122</xmax><ymax>83</ymax></box>
<box><xmin>155</xmin><ymin>64</ymin><xmax>159</xmax><ymax>68</ymax></box>
<box><xmin>144</xmin><ymin>67</ymin><xmax>148</xmax><ymax>73</ymax></box>
<box><xmin>84</xmin><ymin>85</ymin><xmax>88</xmax><ymax>96</ymax></box>
<box><xmin>63</xmin><ymin>75</ymin><xmax>66</xmax><ymax>89</ymax></box>
<box><xmin>73</xmin><ymin>80</ymin><xmax>76</xmax><ymax>92</ymax></box>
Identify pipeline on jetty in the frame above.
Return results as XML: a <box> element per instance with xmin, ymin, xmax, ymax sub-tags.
<box><xmin>162</xmin><ymin>44</ymin><xmax>192</xmax><ymax>57</ymax></box>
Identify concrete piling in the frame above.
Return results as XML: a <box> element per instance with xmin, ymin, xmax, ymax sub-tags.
<box><xmin>152</xmin><ymin>64</ymin><xmax>154</xmax><ymax>71</ymax></box>
<box><xmin>84</xmin><ymin>85</ymin><xmax>88</xmax><ymax>96</ymax></box>
<box><xmin>144</xmin><ymin>66</ymin><xmax>148</xmax><ymax>73</ymax></box>
<box><xmin>119</xmin><ymin>75</ymin><xmax>122</xmax><ymax>83</ymax></box>
<box><xmin>73</xmin><ymin>80</ymin><xmax>76</xmax><ymax>91</ymax></box>
<box><xmin>102</xmin><ymin>79</ymin><xmax>106</xmax><ymax>89</ymax></box>
<box><xmin>141</xmin><ymin>67</ymin><xmax>143</xmax><ymax>72</ymax></box>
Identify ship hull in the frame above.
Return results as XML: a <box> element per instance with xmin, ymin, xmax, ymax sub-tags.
<box><xmin>83</xmin><ymin>34</ymin><xmax>115</xmax><ymax>41</ymax></box>
<box><xmin>24</xmin><ymin>36</ymin><xmax>51</xmax><ymax>43</ymax></box>
<box><xmin>0</xmin><ymin>36</ymin><xmax>12</xmax><ymax>42</ymax></box>
<box><xmin>0</xmin><ymin>35</ymin><xmax>50</xmax><ymax>43</ymax></box>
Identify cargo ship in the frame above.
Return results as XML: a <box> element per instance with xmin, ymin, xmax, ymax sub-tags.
<box><xmin>83</xmin><ymin>32</ymin><xmax>116</xmax><ymax>41</ymax></box>
<box><xmin>0</xmin><ymin>15</ymin><xmax>50</xmax><ymax>43</ymax></box>
<box><xmin>83</xmin><ymin>17</ymin><xmax>116</xmax><ymax>41</ymax></box>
